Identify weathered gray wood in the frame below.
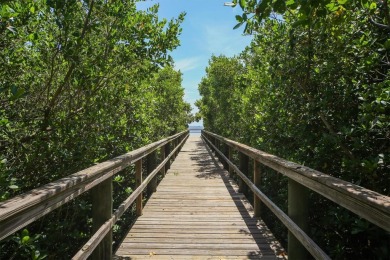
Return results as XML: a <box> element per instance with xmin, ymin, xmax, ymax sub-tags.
<box><xmin>164</xmin><ymin>143</ymin><xmax>171</xmax><ymax>171</ymax></box>
<box><xmin>203</xmin><ymin>130</ymin><xmax>390</xmax><ymax>232</ymax></box>
<box><xmin>114</xmin><ymin>256</ymin><xmax>278</xmax><ymax>260</ymax></box>
<box><xmin>91</xmin><ymin>178</ymin><xmax>113</xmax><ymax>260</ymax></box>
<box><xmin>0</xmin><ymin>131</ymin><xmax>188</xmax><ymax>240</ymax></box>
<box><xmin>115</xmin><ymin>136</ymin><xmax>284</xmax><ymax>259</ymax></box>
<box><xmin>174</xmin><ymin>138</ymin><xmax>179</xmax><ymax>157</ymax></box>
<box><xmin>135</xmin><ymin>159</ymin><xmax>143</xmax><ymax>216</ymax></box>
<box><xmin>229</xmin><ymin>146</ymin><xmax>234</xmax><ymax>177</ymax></box>
<box><xmin>254</xmin><ymin>160</ymin><xmax>262</xmax><ymax>218</ymax></box>
<box><xmin>203</xmin><ymin>134</ymin><xmax>330</xmax><ymax>260</ymax></box>
<box><xmin>221</xmin><ymin>143</ymin><xmax>229</xmax><ymax>170</ymax></box>
<box><xmin>160</xmin><ymin>146</ymin><xmax>166</xmax><ymax>176</ymax></box>
<box><xmin>288</xmin><ymin>179</ymin><xmax>309</xmax><ymax>260</ymax></box>
<box><xmin>239</xmin><ymin>152</ymin><xmax>249</xmax><ymax>195</ymax></box>
<box><xmin>73</xmin><ymin>132</ymin><xmax>190</xmax><ymax>259</ymax></box>
<box><xmin>147</xmin><ymin>151</ymin><xmax>157</xmax><ymax>195</ymax></box>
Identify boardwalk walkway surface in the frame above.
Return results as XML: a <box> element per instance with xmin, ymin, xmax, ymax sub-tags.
<box><xmin>115</xmin><ymin>136</ymin><xmax>285</xmax><ymax>259</ymax></box>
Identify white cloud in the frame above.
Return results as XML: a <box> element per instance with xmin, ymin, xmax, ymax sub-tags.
<box><xmin>174</xmin><ymin>57</ymin><xmax>201</xmax><ymax>72</ymax></box>
<box><xmin>203</xmin><ymin>24</ymin><xmax>251</xmax><ymax>56</ymax></box>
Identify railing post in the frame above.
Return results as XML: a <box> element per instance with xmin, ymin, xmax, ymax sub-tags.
<box><xmin>136</xmin><ymin>159</ymin><xmax>143</xmax><ymax>216</ymax></box>
<box><xmin>238</xmin><ymin>152</ymin><xmax>249</xmax><ymax>195</ymax></box>
<box><xmin>173</xmin><ymin>138</ymin><xmax>178</xmax><ymax>158</ymax></box>
<box><xmin>147</xmin><ymin>151</ymin><xmax>157</xmax><ymax>196</ymax></box>
<box><xmin>165</xmin><ymin>142</ymin><xmax>171</xmax><ymax>170</ymax></box>
<box><xmin>161</xmin><ymin>145</ymin><xmax>166</xmax><ymax>176</ymax></box>
<box><xmin>228</xmin><ymin>147</ymin><xmax>233</xmax><ymax>177</ymax></box>
<box><xmin>91</xmin><ymin>178</ymin><xmax>113</xmax><ymax>260</ymax></box>
<box><xmin>288</xmin><ymin>179</ymin><xmax>309</xmax><ymax>260</ymax></box>
<box><xmin>214</xmin><ymin>138</ymin><xmax>219</xmax><ymax>157</ymax></box>
<box><xmin>254</xmin><ymin>160</ymin><xmax>262</xmax><ymax>217</ymax></box>
<box><xmin>222</xmin><ymin>143</ymin><xmax>229</xmax><ymax>170</ymax></box>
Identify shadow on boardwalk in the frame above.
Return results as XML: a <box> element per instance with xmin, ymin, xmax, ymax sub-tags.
<box><xmin>190</xmin><ymin>137</ymin><xmax>286</xmax><ymax>259</ymax></box>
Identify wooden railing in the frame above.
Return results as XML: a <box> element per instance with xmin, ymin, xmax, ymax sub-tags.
<box><xmin>0</xmin><ymin>130</ymin><xmax>189</xmax><ymax>260</ymax></box>
<box><xmin>202</xmin><ymin>130</ymin><xmax>390</xmax><ymax>260</ymax></box>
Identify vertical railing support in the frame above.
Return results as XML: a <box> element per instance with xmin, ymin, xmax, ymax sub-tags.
<box><xmin>136</xmin><ymin>159</ymin><xmax>143</xmax><ymax>216</ymax></box>
<box><xmin>173</xmin><ymin>138</ymin><xmax>179</xmax><ymax>159</ymax></box>
<box><xmin>238</xmin><ymin>152</ymin><xmax>249</xmax><ymax>195</ymax></box>
<box><xmin>222</xmin><ymin>144</ymin><xmax>229</xmax><ymax>170</ymax></box>
<box><xmin>147</xmin><ymin>151</ymin><xmax>157</xmax><ymax>196</ymax></box>
<box><xmin>91</xmin><ymin>178</ymin><xmax>113</xmax><ymax>260</ymax></box>
<box><xmin>228</xmin><ymin>147</ymin><xmax>233</xmax><ymax>177</ymax></box>
<box><xmin>165</xmin><ymin>142</ymin><xmax>171</xmax><ymax>171</ymax></box>
<box><xmin>215</xmin><ymin>139</ymin><xmax>219</xmax><ymax>158</ymax></box>
<box><xmin>254</xmin><ymin>160</ymin><xmax>262</xmax><ymax>217</ymax></box>
<box><xmin>161</xmin><ymin>145</ymin><xmax>166</xmax><ymax>176</ymax></box>
<box><xmin>288</xmin><ymin>179</ymin><xmax>309</xmax><ymax>260</ymax></box>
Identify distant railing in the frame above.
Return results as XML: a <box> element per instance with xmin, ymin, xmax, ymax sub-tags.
<box><xmin>0</xmin><ymin>130</ymin><xmax>189</xmax><ymax>260</ymax></box>
<box><xmin>202</xmin><ymin>130</ymin><xmax>390</xmax><ymax>260</ymax></box>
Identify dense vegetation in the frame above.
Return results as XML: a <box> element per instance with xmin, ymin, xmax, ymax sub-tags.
<box><xmin>0</xmin><ymin>0</ymin><xmax>191</xmax><ymax>258</ymax></box>
<box><xmin>196</xmin><ymin>0</ymin><xmax>389</xmax><ymax>259</ymax></box>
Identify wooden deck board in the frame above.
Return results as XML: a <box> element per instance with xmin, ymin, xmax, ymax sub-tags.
<box><xmin>115</xmin><ymin>136</ymin><xmax>285</xmax><ymax>259</ymax></box>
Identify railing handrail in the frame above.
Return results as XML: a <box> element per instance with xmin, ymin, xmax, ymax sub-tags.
<box><xmin>202</xmin><ymin>130</ymin><xmax>390</xmax><ymax>230</ymax></box>
<box><xmin>202</xmin><ymin>130</ymin><xmax>390</xmax><ymax>259</ymax></box>
<box><xmin>0</xmin><ymin>131</ymin><xmax>188</xmax><ymax>245</ymax></box>
<box><xmin>73</xmin><ymin>131</ymin><xmax>189</xmax><ymax>259</ymax></box>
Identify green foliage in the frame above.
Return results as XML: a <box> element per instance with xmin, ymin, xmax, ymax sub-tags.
<box><xmin>230</xmin><ymin>0</ymin><xmax>390</xmax><ymax>34</ymax></box>
<box><xmin>197</xmin><ymin>2</ymin><xmax>389</xmax><ymax>258</ymax></box>
<box><xmin>0</xmin><ymin>0</ymin><xmax>191</xmax><ymax>258</ymax></box>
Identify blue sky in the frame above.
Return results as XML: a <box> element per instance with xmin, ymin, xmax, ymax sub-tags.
<box><xmin>137</xmin><ymin>1</ymin><xmax>252</xmax><ymax>125</ymax></box>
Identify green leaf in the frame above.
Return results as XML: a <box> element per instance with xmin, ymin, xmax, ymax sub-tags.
<box><xmin>337</xmin><ymin>0</ymin><xmax>348</xmax><ymax>4</ymax></box>
<box><xmin>9</xmin><ymin>185</ymin><xmax>19</xmax><ymax>190</ymax></box>
<box><xmin>292</xmin><ymin>19</ymin><xmax>309</xmax><ymax>27</ymax></box>
<box><xmin>22</xmin><ymin>235</ymin><xmax>30</xmax><ymax>244</ymax></box>
<box><xmin>239</xmin><ymin>0</ymin><xmax>247</xmax><ymax>9</ymax></box>
<box><xmin>10</xmin><ymin>87</ymin><xmax>26</xmax><ymax>101</ymax></box>
<box><xmin>326</xmin><ymin>3</ymin><xmax>339</xmax><ymax>12</ymax></box>
<box><xmin>233</xmin><ymin>22</ymin><xmax>244</xmax><ymax>30</ymax></box>
<box><xmin>384</xmin><ymin>39</ymin><xmax>390</xmax><ymax>50</ymax></box>
<box><xmin>235</xmin><ymin>15</ymin><xmax>243</xmax><ymax>22</ymax></box>
<box><xmin>274</xmin><ymin>0</ymin><xmax>286</xmax><ymax>13</ymax></box>
<box><xmin>21</xmin><ymin>229</ymin><xmax>29</xmax><ymax>237</ymax></box>
<box><xmin>286</xmin><ymin>0</ymin><xmax>295</xmax><ymax>6</ymax></box>
<box><xmin>369</xmin><ymin>2</ymin><xmax>377</xmax><ymax>10</ymax></box>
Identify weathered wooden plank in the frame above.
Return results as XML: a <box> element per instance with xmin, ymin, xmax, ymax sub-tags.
<box><xmin>0</xmin><ymin>131</ymin><xmax>188</xmax><ymax>241</ymax></box>
<box><xmin>128</xmin><ymin>228</ymin><xmax>266</xmax><ymax>235</ymax></box>
<box><xmin>119</xmin><ymin>243</ymin><xmax>262</xmax><ymax>250</ymax></box>
<box><xmin>204</xmin><ymin>134</ymin><xmax>330</xmax><ymax>260</ymax></box>
<box><xmin>91</xmin><ymin>178</ymin><xmax>113</xmax><ymax>260</ymax></box>
<box><xmin>115</xmin><ymin>136</ymin><xmax>284</xmax><ymax>259</ymax></box>
<box><xmin>133</xmin><ymin>221</ymin><xmax>260</xmax><ymax>227</ymax></box>
<box><xmin>116</xmin><ymin>248</ymin><xmax>264</xmax><ymax>256</ymax></box>
<box><xmin>72</xmin><ymin>133</ymin><xmax>190</xmax><ymax>259</ymax></box>
<box><xmin>203</xmin><ymin>130</ymin><xmax>390</xmax><ymax>232</ymax></box>
<box><xmin>114</xmin><ymin>256</ymin><xmax>277</xmax><ymax>260</ymax></box>
<box><xmin>121</xmin><ymin>237</ymin><xmax>263</xmax><ymax>243</ymax></box>
<box><xmin>124</xmin><ymin>232</ymin><xmax>269</xmax><ymax>239</ymax></box>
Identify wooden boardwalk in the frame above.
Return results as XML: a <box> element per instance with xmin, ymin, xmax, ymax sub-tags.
<box><xmin>115</xmin><ymin>136</ymin><xmax>285</xmax><ymax>259</ymax></box>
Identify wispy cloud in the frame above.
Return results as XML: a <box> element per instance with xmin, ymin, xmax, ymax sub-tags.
<box><xmin>174</xmin><ymin>57</ymin><xmax>201</xmax><ymax>72</ymax></box>
<box><xmin>203</xmin><ymin>24</ymin><xmax>251</xmax><ymax>56</ymax></box>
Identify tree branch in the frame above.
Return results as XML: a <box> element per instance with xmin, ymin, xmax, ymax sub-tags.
<box><xmin>42</xmin><ymin>0</ymin><xmax>95</xmax><ymax>129</ymax></box>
